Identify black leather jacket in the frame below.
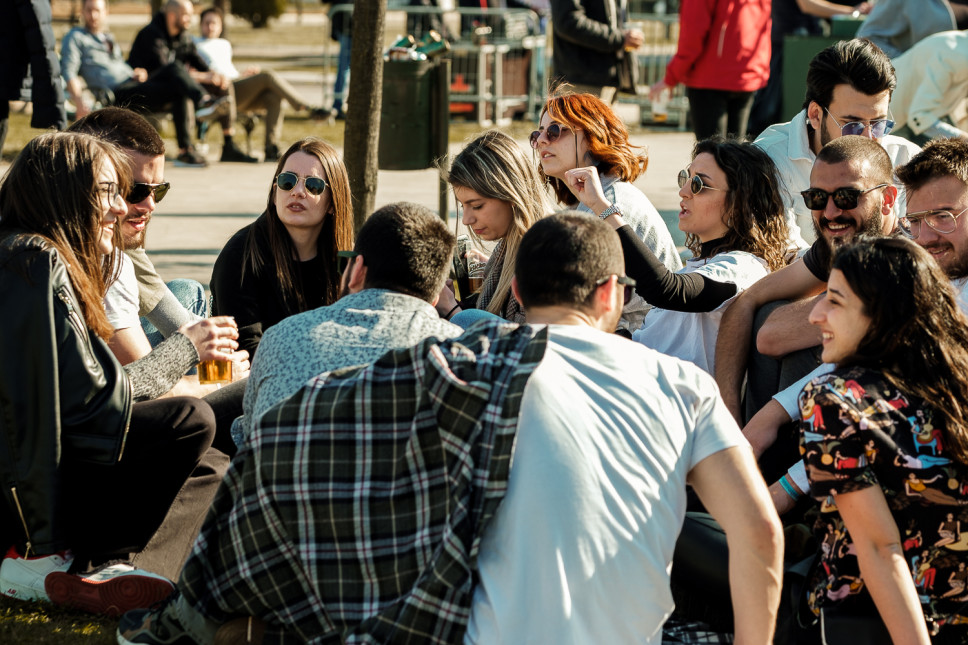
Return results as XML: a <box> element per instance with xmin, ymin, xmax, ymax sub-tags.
<box><xmin>0</xmin><ymin>233</ymin><xmax>132</xmax><ymax>555</ymax></box>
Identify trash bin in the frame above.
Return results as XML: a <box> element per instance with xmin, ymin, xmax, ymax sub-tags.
<box><xmin>379</xmin><ymin>58</ymin><xmax>450</xmax><ymax>171</ymax></box>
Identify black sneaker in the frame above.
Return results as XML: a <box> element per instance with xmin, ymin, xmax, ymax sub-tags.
<box><xmin>173</xmin><ymin>149</ymin><xmax>208</xmax><ymax>168</ymax></box>
<box><xmin>117</xmin><ymin>594</ymin><xmax>197</xmax><ymax>644</ymax></box>
<box><xmin>195</xmin><ymin>95</ymin><xmax>229</xmax><ymax>122</ymax></box>
<box><xmin>308</xmin><ymin>107</ymin><xmax>333</xmax><ymax>121</ymax></box>
<box><xmin>220</xmin><ymin>142</ymin><xmax>259</xmax><ymax>164</ymax></box>
<box><xmin>335</xmin><ymin>109</ymin><xmax>346</xmax><ymax>121</ymax></box>
<box><xmin>264</xmin><ymin>143</ymin><xmax>280</xmax><ymax>163</ymax></box>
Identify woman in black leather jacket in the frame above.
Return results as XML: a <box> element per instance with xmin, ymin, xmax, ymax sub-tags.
<box><xmin>0</xmin><ymin>132</ymin><xmax>231</xmax><ymax>615</ymax></box>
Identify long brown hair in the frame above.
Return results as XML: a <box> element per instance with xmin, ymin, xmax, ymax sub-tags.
<box><xmin>834</xmin><ymin>236</ymin><xmax>968</xmax><ymax>463</ymax></box>
<box><xmin>243</xmin><ymin>137</ymin><xmax>354</xmax><ymax>314</ymax></box>
<box><xmin>0</xmin><ymin>132</ymin><xmax>131</xmax><ymax>340</ymax></box>
<box><xmin>539</xmin><ymin>90</ymin><xmax>647</xmax><ymax>206</ymax></box>
<box><xmin>686</xmin><ymin>138</ymin><xmax>789</xmax><ymax>272</ymax></box>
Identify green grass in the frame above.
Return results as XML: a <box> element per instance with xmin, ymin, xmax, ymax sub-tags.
<box><xmin>0</xmin><ymin>595</ymin><xmax>117</xmax><ymax>644</ymax></box>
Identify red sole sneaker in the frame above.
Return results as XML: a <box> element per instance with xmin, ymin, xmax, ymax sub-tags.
<box><xmin>44</xmin><ymin>571</ymin><xmax>174</xmax><ymax>617</ymax></box>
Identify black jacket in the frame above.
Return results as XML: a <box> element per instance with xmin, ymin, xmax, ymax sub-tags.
<box><xmin>0</xmin><ymin>233</ymin><xmax>131</xmax><ymax>555</ymax></box>
<box><xmin>127</xmin><ymin>11</ymin><xmax>209</xmax><ymax>75</ymax></box>
<box><xmin>549</xmin><ymin>0</ymin><xmax>625</xmax><ymax>87</ymax></box>
<box><xmin>0</xmin><ymin>0</ymin><xmax>66</xmax><ymax>129</ymax></box>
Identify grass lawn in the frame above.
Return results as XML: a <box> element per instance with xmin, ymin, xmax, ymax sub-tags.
<box><xmin>0</xmin><ymin>595</ymin><xmax>117</xmax><ymax>644</ymax></box>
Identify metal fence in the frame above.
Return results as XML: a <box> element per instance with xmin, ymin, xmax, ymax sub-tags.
<box><xmin>325</xmin><ymin>5</ymin><xmax>686</xmax><ymax>129</ymax></box>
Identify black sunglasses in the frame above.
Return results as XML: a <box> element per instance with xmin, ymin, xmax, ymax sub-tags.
<box><xmin>595</xmin><ymin>274</ymin><xmax>637</xmax><ymax>304</ymax></box>
<box><xmin>800</xmin><ymin>184</ymin><xmax>888</xmax><ymax>211</ymax></box>
<box><xmin>529</xmin><ymin>122</ymin><xmax>570</xmax><ymax>149</ymax></box>
<box><xmin>276</xmin><ymin>171</ymin><xmax>328</xmax><ymax>196</ymax></box>
<box><xmin>337</xmin><ymin>250</ymin><xmax>359</xmax><ymax>274</ymax></box>
<box><xmin>126</xmin><ymin>181</ymin><xmax>170</xmax><ymax>204</ymax></box>
<box><xmin>678</xmin><ymin>169</ymin><xmax>726</xmax><ymax>195</ymax></box>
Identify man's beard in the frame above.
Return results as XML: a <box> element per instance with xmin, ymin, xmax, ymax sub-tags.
<box><xmin>923</xmin><ymin>241</ymin><xmax>968</xmax><ymax>281</ymax></box>
<box><xmin>819</xmin><ymin>115</ymin><xmax>834</xmax><ymax>148</ymax></box>
<box><xmin>812</xmin><ymin>200</ymin><xmax>884</xmax><ymax>268</ymax></box>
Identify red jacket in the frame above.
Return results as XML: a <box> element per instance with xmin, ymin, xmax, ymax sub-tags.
<box><xmin>663</xmin><ymin>0</ymin><xmax>771</xmax><ymax>92</ymax></box>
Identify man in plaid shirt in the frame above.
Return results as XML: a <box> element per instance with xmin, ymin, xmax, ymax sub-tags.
<box><xmin>118</xmin><ymin>213</ymin><xmax>783</xmax><ymax>645</ymax></box>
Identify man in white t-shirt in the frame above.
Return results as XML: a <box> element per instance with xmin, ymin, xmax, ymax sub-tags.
<box><xmin>465</xmin><ymin>212</ymin><xmax>783</xmax><ymax>644</ymax></box>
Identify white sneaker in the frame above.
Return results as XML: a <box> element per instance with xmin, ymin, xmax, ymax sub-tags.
<box><xmin>45</xmin><ymin>563</ymin><xmax>174</xmax><ymax>617</ymax></box>
<box><xmin>0</xmin><ymin>546</ymin><xmax>73</xmax><ymax>602</ymax></box>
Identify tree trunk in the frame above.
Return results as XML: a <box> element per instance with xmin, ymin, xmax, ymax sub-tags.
<box><xmin>344</xmin><ymin>1</ymin><xmax>385</xmax><ymax>233</ymax></box>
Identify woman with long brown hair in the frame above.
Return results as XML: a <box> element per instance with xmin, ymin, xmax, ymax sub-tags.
<box><xmin>797</xmin><ymin>236</ymin><xmax>968</xmax><ymax>644</ymax></box>
<box><xmin>211</xmin><ymin>137</ymin><xmax>354</xmax><ymax>358</ymax></box>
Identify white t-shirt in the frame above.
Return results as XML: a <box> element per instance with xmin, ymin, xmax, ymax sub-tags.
<box><xmin>465</xmin><ymin>325</ymin><xmax>746</xmax><ymax>645</ymax></box>
<box><xmin>103</xmin><ymin>252</ymin><xmax>141</xmax><ymax>331</ymax></box>
<box><xmin>632</xmin><ymin>251</ymin><xmax>769</xmax><ymax>374</ymax></box>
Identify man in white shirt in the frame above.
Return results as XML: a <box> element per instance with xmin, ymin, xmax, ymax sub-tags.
<box><xmin>755</xmin><ymin>38</ymin><xmax>920</xmax><ymax>247</ymax></box>
<box><xmin>466</xmin><ymin>212</ymin><xmax>783</xmax><ymax>644</ymax></box>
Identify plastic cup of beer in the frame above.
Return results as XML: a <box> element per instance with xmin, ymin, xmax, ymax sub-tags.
<box><xmin>198</xmin><ymin>353</ymin><xmax>232</xmax><ymax>385</ymax></box>
<box><xmin>467</xmin><ymin>256</ymin><xmax>487</xmax><ymax>293</ymax></box>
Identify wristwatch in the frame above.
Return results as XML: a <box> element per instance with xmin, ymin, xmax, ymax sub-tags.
<box><xmin>599</xmin><ymin>203</ymin><xmax>622</xmax><ymax>220</ymax></box>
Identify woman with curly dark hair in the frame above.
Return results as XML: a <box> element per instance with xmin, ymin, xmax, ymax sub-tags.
<box><xmin>573</xmin><ymin>137</ymin><xmax>789</xmax><ymax>373</ymax></box>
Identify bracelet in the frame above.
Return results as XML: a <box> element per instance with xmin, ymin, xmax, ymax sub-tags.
<box><xmin>599</xmin><ymin>203</ymin><xmax>622</xmax><ymax>221</ymax></box>
<box><xmin>778</xmin><ymin>474</ymin><xmax>802</xmax><ymax>502</ymax></box>
<box><xmin>443</xmin><ymin>304</ymin><xmax>460</xmax><ymax>320</ymax></box>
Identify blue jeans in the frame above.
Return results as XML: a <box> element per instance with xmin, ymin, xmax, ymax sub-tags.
<box><xmin>141</xmin><ymin>279</ymin><xmax>209</xmax><ymax>347</ymax></box>
<box><xmin>333</xmin><ymin>33</ymin><xmax>351</xmax><ymax>111</ymax></box>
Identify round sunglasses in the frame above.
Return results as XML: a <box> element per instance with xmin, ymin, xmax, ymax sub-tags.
<box><xmin>678</xmin><ymin>169</ymin><xmax>726</xmax><ymax>195</ymax></box>
<box><xmin>276</xmin><ymin>171</ymin><xmax>328</xmax><ymax>196</ymax></box>
<box><xmin>529</xmin><ymin>123</ymin><xmax>571</xmax><ymax>149</ymax></box>
<box><xmin>126</xmin><ymin>181</ymin><xmax>170</xmax><ymax>204</ymax></box>
<box><xmin>824</xmin><ymin>107</ymin><xmax>895</xmax><ymax>139</ymax></box>
<box><xmin>800</xmin><ymin>184</ymin><xmax>888</xmax><ymax>211</ymax></box>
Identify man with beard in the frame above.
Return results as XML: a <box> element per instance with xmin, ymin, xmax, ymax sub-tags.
<box><xmin>714</xmin><ymin>136</ymin><xmax>897</xmax><ymax>434</ymax></box>
<box><xmin>235</xmin><ymin>202</ymin><xmax>462</xmax><ymax>440</ymax></box>
<box><xmin>755</xmin><ymin>38</ymin><xmax>920</xmax><ymax>248</ymax></box>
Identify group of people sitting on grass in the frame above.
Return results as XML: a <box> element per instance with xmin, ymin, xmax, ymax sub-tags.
<box><xmin>3</xmin><ymin>35</ymin><xmax>968</xmax><ymax>645</ymax></box>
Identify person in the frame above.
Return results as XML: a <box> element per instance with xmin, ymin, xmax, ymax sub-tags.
<box><xmin>547</xmin><ymin>0</ymin><xmax>643</xmax><ymax>102</ymax></box>
<box><xmin>128</xmin><ymin>0</ymin><xmax>258</xmax><ymax>164</ymax></box>
<box><xmin>327</xmin><ymin>1</ymin><xmax>352</xmax><ymax>120</ymax></box>
<box><xmin>60</xmin><ymin>0</ymin><xmax>224</xmax><ymax>169</ymax></box>
<box><xmin>210</xmin><ymin>137</ymin><xmax>354</xmax><ymax>360</ymax></box>
<box><xmin>797</xmin><ymin>236</ymin><xmax>968</xmax><ymax>643</ymax></box>
<box><xmin>0</xmin><ymin>132</ymin><xmax>232</xmax><ymax>616</ymax></box>
<box><xmin>649</xmin><ymin>0</ymin><xmax>771</xmax><ymax>141</ymax></box>
<box><xmin>237</xmin><ymin>202</ymin><xmax>462</xmax><ymax>440</ymax></box>
<box><xmin>570</xmin><ymin>138</ymin><xmax>788</xmax><ymax>374</ymax></box>
<box><xmin>889</xmin><ymin>30</ymin><xmax>968</xmax><ymax>145</ymax></box>
<box><xmin>715</xmin><ymin>135</ymin><xmax>899</xmax><ymax>427</ymax></box>
<box><xmin>0</xmin><ymin>0</ymin><xmax>65</xmax><ymax>152</ymax></box>
<box><xmin>116</xmin><ymin>212</ymin><xmax>783</xmax><ymax>645</ymax></box>
<box><xmin>432</xmin><ymin>130</ymin><xmax>552</xmax><ymax>325</ymax></box>
<box><xmin>754</xmin><ymin>38</ymin><xmax>920</xmax><ymax>247</ymax></box>
<box><xmin>532</xmin><ymin>91</ymin><xmax>682</xmax><ymax>332</ymax></box>
<box><xmin>195</xmin><ymin>6</ymin><xmax>329</xmax><ymax>162</ymax></box>
<box><xmin>855</xmin><ymin>0</ymin><xmax>964</xmax><ymax>59</ymax></box>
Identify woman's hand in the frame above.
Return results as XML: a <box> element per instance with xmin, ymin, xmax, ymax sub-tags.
<box><xmin>227</xmin><ymin>349</ymin><xmax>250</xmax><ymax>382</ymax></box>
<box><xmin>436</xmin><ymin>279</ymin><xmax>460</xmax><ymax>318</ymax></box>
<box><xmin>564</xmin><ymin>166</ymin><xmax>611</xmax><ymax>214</ymax></box>
<box><xmin>178</xmin><ymin>316</ymin><xmax>239</xmax><ymax>363</ymax></box>
<box><xmin>649</xmin><ymin>80</ymin><xmax>670</xmax><ymax>102</ymax></box>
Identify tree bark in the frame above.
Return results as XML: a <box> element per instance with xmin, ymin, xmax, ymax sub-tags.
<box><xmin>345</xmin><ymin>1</ymin><xmax>385</xmax><ymax>233</ymax></box>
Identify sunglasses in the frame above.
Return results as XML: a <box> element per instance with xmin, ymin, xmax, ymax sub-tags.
<box><xmin>595</xmin><ymin>274</ymin><xmax>637</xmax><ymax>304</ymax></box>
<box><xmin>678</xmin><ymin>169</ymin><xmax>726</xmax><ymax>195</ymax></box>
<box><xmin>337</xmin><ymin>250</ymin><xmax>360</xmax><ymax>274</ymax></box>
<box><xmin>800</xmin><ymin>184</ymin><xmax>888</xmax><ymax>211</ymax></box>
<box><xmin>529</xmin><ymin>122</ymin><xmax>571</xmax><ymax>149</ymax></box>
<box><xmin>899</xmin><ymin>206</ymin><xmax>968</xmax><ymax>238</ymax></box>
<box><xmin>276</xmin><ymin>171</ymin><xmax>328</xmax><ymax>196</ymax></box>
<box><xmin>126</xmin><ymin>181</ymin><xmax>170</xmax><ymax>204</ymax></box>
<box><xmin>824</xmin><ymin>107</ymin><xmax>895</xmax><ymax>138</ymax></box>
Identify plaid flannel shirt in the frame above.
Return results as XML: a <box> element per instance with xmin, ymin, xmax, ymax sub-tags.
<box><xmin>179</xmin><ymin>321</ymin><xmax>548</xmax><ymax>644</ymax></box>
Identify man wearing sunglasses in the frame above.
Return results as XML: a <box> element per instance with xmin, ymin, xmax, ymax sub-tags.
<box><xmin>716</xmin><ymin>136</ymin><xmax>898</xmax><ymax>430</ymax></box>
<box><xmin>755</xmin><ymin>38</ymin><xmax>920</xmax><ymax>248</ymax></box>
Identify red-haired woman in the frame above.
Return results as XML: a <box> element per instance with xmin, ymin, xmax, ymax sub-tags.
<box><xmin>532</xmin><ymin>91</ymin><xmax>681</xmax><ymax>331</ymax></box>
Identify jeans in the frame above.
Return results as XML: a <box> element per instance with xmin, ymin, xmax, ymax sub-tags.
<box><xmin>141</xmin><ymin>279</ymin><xmax>209</xmax><ymax>348</ymax></box>
<box><xmin>333</xmin><ymin>33</ymin><xmax>351</xmax><ymax>111</ymax></box>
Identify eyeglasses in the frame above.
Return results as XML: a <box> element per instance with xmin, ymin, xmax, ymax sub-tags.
<box><xmin>800</xmin><ymin>184</ymin><xmax>888</xmax><ymax>211</ymax></box>
<box><xmin>99</xmin><ymin>181</ymin><xmax>122</xmax><ymax>205</ymax></box>
<box><xmin>678</xmin><ymin>169</ymin><xmax>726</xmax><ymax>195</ymax></box>
<box><xmin>126</xmin><ymin>181</ymin><xmax>170</xmax><ymax>204</ymax></box>
<box><xmin>595</xmin><ymin>274</ymin><xmax>637</xmax><ymax>304</ymax></box>
<box><xmin>276</xmin><ymin>171</ymin><xmax>328</xmax><ymax>196</ymax></box>
<box><xmin>529</xmin><ymin>122</ymin><xmax>571</xmax><ymax>149</ymax></box>
<box><xmin>899</xmin><ymin>206</ymin><xmax>968</xmax><ymax>238</ymax></box>
<box><xmin>337</xmin><ymin>250</ymin><xmax>360</xmax><ymax>274</ymax></box>
<box><xmin>824</xmin><ymin>107</ymin><xmax>895</xmax><ymax>138</ymax></box>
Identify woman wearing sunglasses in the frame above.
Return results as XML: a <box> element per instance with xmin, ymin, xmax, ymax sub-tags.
<box><xmin>795</xmin><ymin>236</ymin><xmax>968</xmax><ymax>644</ymax></box>
<box><xmin>533</xmin><ymin>91</ymin><xmax>682</xmax><ymax>331</ymax></box>
<box><xmin>573</xmin><ymin>138</ymin><xmax>788</xmax><ymax>374</ymax></box>
<box><xmin>211</xmin><ymin>137</ymin><xmax>353</xmax><ymax>359</ymax></box>
<box><xmin>0</xmin><ymin>132</ymin><xmax>233</xmax><ymax>608</ymax></box>
<box><xmin>433</xmin><ymin>130</ymin><xmax>552</xmax><ymax>325</ymax></box>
